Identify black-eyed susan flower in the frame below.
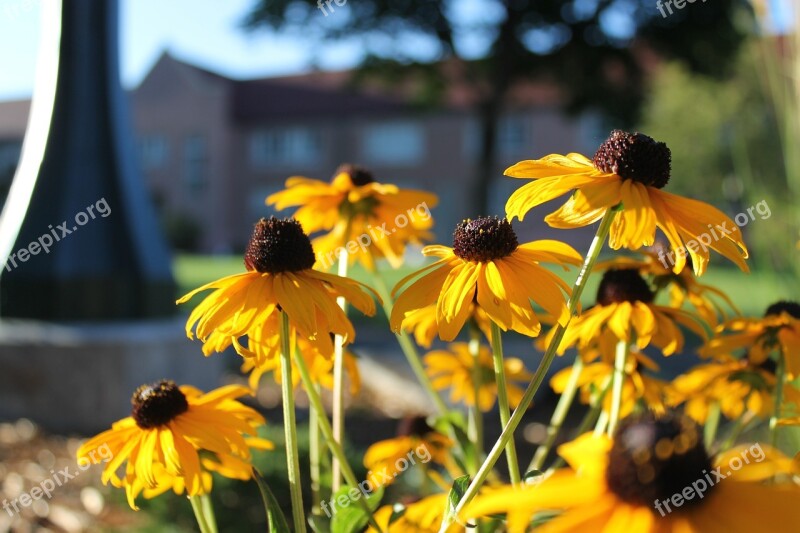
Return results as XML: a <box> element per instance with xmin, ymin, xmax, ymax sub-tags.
<box><xmin>363</xmin><ymin>417</ymin><xmax>451</xmax><ymax>489</ymax></box>
<box><xmin>596</xmin><ymin>248</ymin><xmax>739</xmax><ymax>327</ymax></box>
<box><xmin>241</xmin><ymin>336</ymin><xmax>361</xmax><ymax>395</ymax></box>
<box><xmin>424</xmin><ymin>342</ymin><xmax>532</xmax><ymax>411</ymax></box>
<box><xmin>555</xmin><ymin>269</ymin><xmax>707</xmax><ymax>357</ymax></box>
<box><xmin>464</xmin><ymin>413</ymin><xmax>800</xmax><ymax>532</ymax></box>
<box><xmin>369</xmin><ymin>493</ymin><xmax>450</xmax><ymax>532</ymax></box>
<box><xmin>551</xmin><ymin>350</ymin><xmax>669</xmax><ymax>418</ymax></box>
<box><xmin>391</xmin><ymin>216</ymin><xmax>582</xmax><ymax>341</ymax></box>
<box><xmin>702</xmin><ymin>301</ymin><xmax>800</xmax><ymax>379</ymax></box>
<box><xmin>505</xmin><ymin>130</ymin><xmax>749</xmax><ymax>275</ymax></box>
<box><xmin>402</xmin><ymin>304</ymin><xmax>493</xmax><ymax>348</ymax></box>
<box><xmin>668</xmin><ymin>355</ymin><xmax>800</xmax><ymax>423</ymax></box>
<box><xmin>267</xmin><ymin>164</ymin><xmax>438</xmax><ymax>270</ymax></box>
<box><xmin>77</xmin><ymin>381</ymin><xmax>272</xmax><ymax>509</ymax></box>
<box><xmin>177</xmin><ymin>217</ymin><xmax>378</xmax><ymax>359</ymax></box>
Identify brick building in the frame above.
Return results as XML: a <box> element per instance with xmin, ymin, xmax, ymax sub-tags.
<box><xmin>0</xmin><ymin>52</ymin><xmax>605</xmax><ymax>252</ymax></box>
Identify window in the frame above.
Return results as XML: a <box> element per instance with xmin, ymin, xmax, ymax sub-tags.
<box><xmin>578</xmin><ymin>111</ymin><xmax>606</xmax><ymax>155</ymax></box>
<box><xmin>463</xmin><ymin>115</ymin><xmax>530</xmax><ymax>157</ymax></box>
<box><xmin>249</xmin><ymin>128</ymin><xmax>321</xmax><ymax>167</ymax></box>
<box><xmin>498</xmin><ymin>116</ymin><xmax>528</xmax><ymax>155</ymax></box>
<box><xmin>361</xmin><ymin>122</ymin><xmax>425</xmax><ymax>166</ymax></box>
<box><xmin>183</xmin><ymin>135</ymin><xmax>207</xmax><ymax>191</ymax></box>
<box><xmin>139</xmin><ymin>135</ymin><xmax>169</xmax><ymax>169</ymax></box>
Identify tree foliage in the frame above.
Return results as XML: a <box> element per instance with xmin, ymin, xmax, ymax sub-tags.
<box><xmin>244</xmin><ymin>0</ymin><xmax>753</xmax><ymax>211</ymax></box>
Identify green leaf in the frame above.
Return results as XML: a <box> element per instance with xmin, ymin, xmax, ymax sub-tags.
<box><xmin>523</xmin><ymin>469</ymin><xmax>545</xmax><ymax>484</ymax></box>
<box><xmin>330</xmin><ymin>485</ymin><xmax>385</xmax><ymax>533</ymax></box>
<box><xmin>431</xmin><ymin>412</ymin><xmax>476</xmax><ymax>473</ymax></box>
<box><xmin>253</xmin><ymin>468</ymin><xmax>291</xmax><ymax>533</ymax></box>
<box><xmin>309</xmin><ymin>515</ymin><xmax>332</xmax><ymax>533</ymax></box>
<box><xmin>387</xmin><ymin>503</ymin><xmax>407</xmax><ymax>526</ymax></box>
<box><xmin>439</xmin><ymin>474</ymin><xmax>471</xmax><ymax>531</ymax></box>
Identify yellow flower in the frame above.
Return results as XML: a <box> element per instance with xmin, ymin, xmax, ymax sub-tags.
<box><xmin>555</xmin><ymin>268</ymin><xmax>707</xmax><ymax>357</ymax></box>
<box><xmin>505</xmin><ymin>130</ymin><xmax>748</xmax><ymax>275</ymax></box>
<box><xmin>596</xmin><ymin>248</ymin><xmax>739</xmax><ymax>327</ymax></box>
<box><xmin>702</xmin><ymin>301</ymin><xmax>800</xmax><ymax>379</ymax></box>
<box><xmin>369</xmin><ymin>493</ymin><xmax>452</xmax><ymax>532</ymax></box>
<box><xmin>241</xmin><ymin>336</ymin><xmax>361</xmax><ymax>394</ymax></box>
<box><xmin>76</xmin><ymin>381</ymin><xmax>272</xmax><ymax>509</ymax></box>
<box><xmin>177</xmin><ymin>217</ymin><xmax>378</xmax><ymax>360</ymax></box>
<box><xmin>267</xmin><ymin>164</ymin><xmax>439</xmax><ymax>270</ymax></box>
<box><xmin>403</xmin><ymin>304</ymin><xmax>493</xmax><ymax>348</ymax></box>
<box><xmin>391</xmin><ymin>216</ymin><xmax>582</xmax><ymax>341</ymax></box>
<box><xmin>425</xmin><ymin>342</ymin><xmax>532</xmax><ymax>411</ymax></box>
<box><xmin>363</xmin><ymin>418</ymin><xmax>451</xmax><ymax>489</ymax></box>
<box><xmin>465</xmin><ymin>414</ymin><xmax>800</xmax><ymax>532</ymax></box>
<box><xmin>551</xmin><ymin>350</ymin><xmax>669</xmax><ymax>418</ymax></box>
<box><xmin>668</xmin><ymin>356</ymin><xmax>776</xmax><ymax>423</ymax></box>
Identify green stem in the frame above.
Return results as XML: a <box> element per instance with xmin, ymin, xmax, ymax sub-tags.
<box><xmin>528</xmin><ymin>356</ymin><xmax>584</xmax><ymax>473</ymax></box>
<box><xmin>443</xmin><ymin>207</ymin><xmax>617</xmax><ymax>529</ymax></box>
<box><xmin>489</xmin><ymin>322</ymin><xmax>521</xmax><ymax>486</ymax></box>
<box><xmin>370</xmin><ymin>272</ymin><xmax>451</xmax><ymax>415</ymax></box>
<box><xmin>332</xmin><ymin>249</ymin><xmax>349</xmax><ymax>492</ymax></box>
<box><xmin>371</xmin><ymin>269</ymin><xmax>471</xmax><ymax>464</ymax></box>
<box><xmin>720</xmin><ymin>411</ymin><xmax>755</xmax><ymax>451</ymax></box>
<box><xmin>593</xmin><ymin>410</ymin><xmax>610</xmax><ymax>436</ymax></box>
<box><xmin>189</xmin><ymin>495</ymin><xmax>217</xmax><ymax>533</ymax></box>
<box><xmin>704</xmin><ymin>401</ymin><xmax>721</xmax><ymax>451</ymax></box>
<box><xmin>292</xmin><ymin>340</ymin><xmax>384</xmax><ymax>533</ymax></box>
<box><xmin>607</xmin><ymin>340</ymin><xmax>629</xmax><ymax>436</ymax></box>
<box><xmin>468</xmin><ymin>323</ymin><xmax>484</xmax><ymax>472</ymax></box>
<box><xmin>309</xmin><ymin>384</ymin><xmax>322</xmax><ymax>516</ymax></box>
<box><xmin>547</xmin><ymin>375</ymin><xmax>611</xmax><ymax>473</ymax></box>
<box><xmin>769</xmin><ymin>351</ymin><xmax>786</xmax><ymax>447</ymax></box>
<box><xmin>279</xmin><ymin>312</ymin><xmax>307</xmax><ymax>533</ymax></box>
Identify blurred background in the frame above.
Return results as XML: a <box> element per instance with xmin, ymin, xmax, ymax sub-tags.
<box><xmin>0</xmin><ymin>0</ymin><xmax>797</xmax><ymax>530</ymax></box>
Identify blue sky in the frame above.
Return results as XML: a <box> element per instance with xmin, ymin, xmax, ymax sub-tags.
<box><xmin>0</xmin><ymin>0</ymin><xmax>793</xmax><ymax>101</ymax></box>
<box><xmin>0</xmin><ymin>0</ymin><xmax>372</xmax><ymax>100</ymax></box>
<box><xmin>0</xmin><ymin>0</ymin><xmax>493</xmax><ymax>100</ymax></box>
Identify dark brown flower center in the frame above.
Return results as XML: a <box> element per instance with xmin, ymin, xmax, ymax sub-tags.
<box><xmin>606</xmin><ymin>414</ymin><xmax>713</xmax><ymax>510</ymax></box>
<box><xmin>765</xmin><ymin>301</ymin><xmax>800</xmax><ymax>319</ymax></box>
<box><xmin>452</xmin><ymin>216</ymin><xmax>518</xmax><ymax>262</ymax></box>
<box><xmin>131</xmin><ymin>380</ymin><xmax>189</xmax><ymax>429</ymax></box>
<box><xmin>244</xmin><ymin>217</ymin><xmax>315</xmax><ymax>273</ymax></box>
<box><xmin>337</xmin><ymin>163</ymin><xmax>374</xmax><ymax>187</ymax></box>
<box><xmin>335</xmin><ymin>164</ymin><xmax>379</xmax><ymax>219</ymax></box>
<box><xmin>597</xmin><ymin>269</ymin><xmax>654</xmax><ymax>306</ymax></box>
<box><xmin>593</xmin><ymin>130</ymin><xmax>671</xmax><ymax>189</ymax></box>
<box><xmin>397</xmin><ymin>416</ymin><xmax>436</xmax><ymax>438</ymax></box>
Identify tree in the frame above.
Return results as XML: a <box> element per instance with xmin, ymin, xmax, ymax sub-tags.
<box><xmin>244</xmin><ymin>0</ymin><xmax>753</xmax><ymax>214</ymax></box>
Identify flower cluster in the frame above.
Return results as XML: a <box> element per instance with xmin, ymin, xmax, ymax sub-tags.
<box><xmin>78</xmin><ymin>132</ymin><xmax>799</xmax><ymax>533</ymax></box>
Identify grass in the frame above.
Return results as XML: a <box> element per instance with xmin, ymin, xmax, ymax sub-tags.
<box><xmin>174</xmin><ymin>253</ymin><xmax>791</xmax><ymax>318</ymax></box>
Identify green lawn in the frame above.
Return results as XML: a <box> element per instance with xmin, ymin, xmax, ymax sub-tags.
<box><xmin>174</xmin><ymin>254</ymin><xmax>791</xmax><ymax>318</ymax></box>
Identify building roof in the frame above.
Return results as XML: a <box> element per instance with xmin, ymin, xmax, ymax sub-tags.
<box><xmin>144</xmin><ymin>52</ymin><xmax>410</xmax><ymax>124</ymax></box>
<box><xmin>230</xmin><ymin>76</ymin><xmax>408</xmax><ymax>123</ymax></box>
<box><xmin>0</xmin><ymin>51</ymin><xmax>568</xmax><ymax>137</ymax></box>
<box><xmin>149</xmin><ymin>52</ymin><xmax>564</xmax><ymax>122</ymax></box>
